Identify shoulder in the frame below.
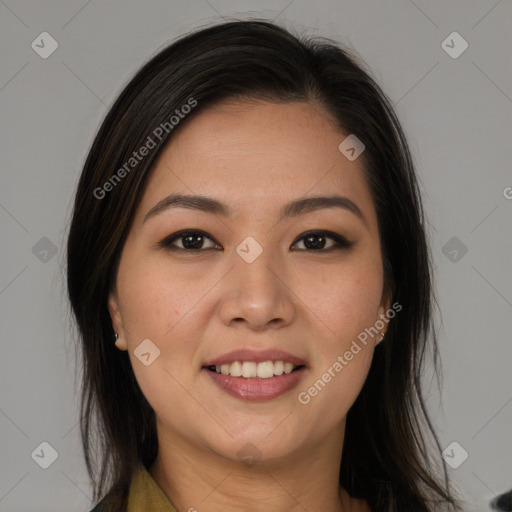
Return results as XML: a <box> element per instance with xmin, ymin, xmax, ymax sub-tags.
<box><xmin>89</xmin><ymin>463</ymin><xmax>176</xmax><ymax>512</ymax></box>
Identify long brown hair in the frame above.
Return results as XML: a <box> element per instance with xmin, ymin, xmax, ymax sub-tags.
<box><xmin>67</xmin><ymin>19</ymin><xmax>461</xmax><ymax>511</ymax></box>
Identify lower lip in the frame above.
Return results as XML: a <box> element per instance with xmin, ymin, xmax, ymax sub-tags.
<box><xmin>204</xmin><ymin>367</ymin><xmax>306</xmax><ymax>401</ymax></box>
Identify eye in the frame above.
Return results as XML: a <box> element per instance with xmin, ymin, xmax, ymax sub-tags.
<box><xmin>159</xmin><ymin>229</ymin><xmax>354</xmax><ymax>253</ymax></box>
<box><xmin>159</xmin><ymin>230</ymin><xmax>221</xmax><ymax>251</ymax></box>
<box><xmin>291</xmin><ymin>230</ymin><xmax>354</xmax><ymax>252</ymax></box>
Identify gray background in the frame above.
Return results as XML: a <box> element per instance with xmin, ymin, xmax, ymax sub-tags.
<box><xmin>1</xmin><ymin>1</ymin><xmax>511</xmax><ymax>511</ymax></box>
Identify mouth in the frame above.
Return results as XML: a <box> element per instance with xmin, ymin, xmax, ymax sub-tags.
<box><xmin>202</xmin><ymin>349</ymin><xmax>307</xmax><ymax>401</ymax></box>
<box><xmin>205</xmin><ymin>360</ymin><xmax>305</xmax><ymax>379</ymax></box>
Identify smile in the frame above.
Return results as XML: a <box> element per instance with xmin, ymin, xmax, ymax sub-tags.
<box><xmin>202</xmin><ymin>348</ymin><xmax>308</xmax><ymax>401</ymax></box>
<box><xmin>207</xmin><ymin>360</ymin><xmax>301</xmax><ymax>379</ymax></box>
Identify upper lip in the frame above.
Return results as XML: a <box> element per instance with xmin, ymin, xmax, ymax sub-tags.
<box><xmin>203</xmin><ymin>348</ymin><xmax>307</xmax><ymax>368</ymax></box>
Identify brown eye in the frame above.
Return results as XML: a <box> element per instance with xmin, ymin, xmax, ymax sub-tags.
<box><xmin>159</xmin><ymin>230</ymin><xmax>221</xmax><ymax>251</ymax></box>
<box><xmin>159</xmin><ymin>229</ymin><xmax>354</xmax><ymax>253</ymax></box>
<box><xmin>291</xmin><ymin>231</ymin><xmax>354</xmax><ymax>252</ymax></box>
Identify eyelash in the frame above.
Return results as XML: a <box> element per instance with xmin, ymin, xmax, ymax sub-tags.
<box><xmin>158</xmin><ymin>229</ymin><xmax>354</xmax><ymax>253</ymax></box>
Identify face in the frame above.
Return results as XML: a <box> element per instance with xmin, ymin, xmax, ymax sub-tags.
<box><xmin>108</xmin><ymin>99</ymin><xmax>390</xmax><ymax>464</ymax></box>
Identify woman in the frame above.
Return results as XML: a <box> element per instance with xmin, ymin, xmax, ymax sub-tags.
<box><xmin>67</xmin><ymin>19</ymin><xmax>462</xmax><ymax>512</ymax></box>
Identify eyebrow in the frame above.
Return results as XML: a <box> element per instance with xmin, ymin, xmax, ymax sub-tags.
<box><xmin>144</xmin><ymin>193</ymin><xmax>367</xmax><ymax>227</ymax></box>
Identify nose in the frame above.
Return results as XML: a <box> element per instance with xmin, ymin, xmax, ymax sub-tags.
<box><xmin>218</xmin><ymin>245</ymin><xmax>296</xmax><ymax>332</ymax></box>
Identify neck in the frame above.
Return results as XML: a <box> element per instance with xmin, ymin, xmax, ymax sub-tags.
<box><xmin>148</xmin><ymin>419</ymin><xmax>368</xmax><ymax>512</ymax></box>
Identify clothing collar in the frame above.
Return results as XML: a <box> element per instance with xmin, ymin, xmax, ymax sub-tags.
<box><xmin>127</xmin><ymin>463</ymin><xmax>177</xmax><ymax>512</ymax></box>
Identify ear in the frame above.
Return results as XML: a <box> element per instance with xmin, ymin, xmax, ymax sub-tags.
<box><xmin>377</xmin><ymin>291</ymin><xmax>391</xmax><ymax>320</ymax></box>
<box><xmin>108</xmin><ymin>292</ymin><xmax>128</xmax><ymax>351</ymax></box>
<box><xmin>375</xmin><ymin>288</ymin><xmax>393</xmax><ymax>345</ymax></box>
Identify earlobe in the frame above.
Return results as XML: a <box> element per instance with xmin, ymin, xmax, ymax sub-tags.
<box><xmin>108</xmin><ymin>293</ymin><xmax>128</xmax><ymax>351</ymax></box>
<box><xmin>114</xmin><ymin>333</ymin><xmax>127</xmax><ymax>351</ymax></box>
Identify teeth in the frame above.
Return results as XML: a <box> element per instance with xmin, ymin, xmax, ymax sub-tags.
<box><xmin>241</xmin><ymin>361</ymin><xmax>257</xmax><ymax>378</ymax></box>
<box><xmin>213</xmin><ymin>360</ymin><xmax>299</xmax><ymax>378</ymax></box>
<box><xmin>230</xmin><ymin>361</ymin><xmax>242</xmax><ymax>377</ymax></box>
<box><xmin>273</xmin><ymin>360</ymin><xmax>284</xmax><ymax>375</ymax></box>
<box><xmin>283</xmin><ymin>362</ymin><xmax>294</xmax><ymax>374</ymax></box>
<box><xmin>257</xmin><ymin>361</ymin><xmax>274</xmax><ymax>379</ymax></box>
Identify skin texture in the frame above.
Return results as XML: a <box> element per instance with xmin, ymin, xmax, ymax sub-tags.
<box><xmin>108</xmin><ymin>99</ymin><xmax>389</xmax><ymax>512</ymax></box>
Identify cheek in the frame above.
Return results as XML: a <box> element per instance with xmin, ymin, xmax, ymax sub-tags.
<box><xmin>116</xmin><ymin>253</ymin><xmax>215</xmax><ymax>381</ymax></box>
<box><xmin>293</xmin><ymin>255</ymin><xmax>382</xmax><ymax>422</ymax></box>
<box><xmin>296</xmin><ymin>345</ymin><xmax>373</xmax><ymax>439</ymax></box>
<box><xmin>117</xmin><ymin>262</ymin><xmax>203</xmax><ymax>426</ymax></box>
<box><xmin>117</xmin><ymin>256</ymin><xmax>195</xmax><ymax>340</ymax></box>
<box><xmin>296</xmin><ymin>254</ymin><xmax>384</xmax><ymax>343</ymax></box>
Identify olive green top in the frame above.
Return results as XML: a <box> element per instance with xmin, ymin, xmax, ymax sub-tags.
<box><xmin>92</xmin><ymin>463</ymin><xmax>372</xmax><ymax>511</ymax></box>
<box><xmin>126</xmin><ymin>464</ymin><xmax>177</xmax><ymax>512</ymax></box>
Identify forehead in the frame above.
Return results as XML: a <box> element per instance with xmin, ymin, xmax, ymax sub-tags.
<box><xmin>136</xmin><ymin>100</ymin><xmax>377</xmax><ymax>228</ymax></box>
